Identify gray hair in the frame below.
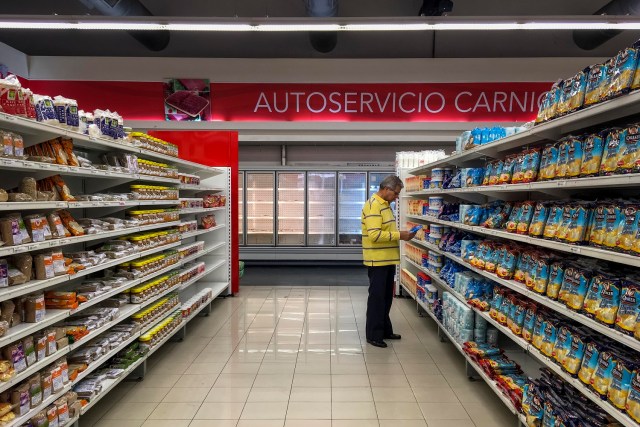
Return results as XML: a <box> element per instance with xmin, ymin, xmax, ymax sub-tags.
<box><xmin>379</xmin><ymin>175</ymin><xmax>404</xmax><ymax>190</ymax></box>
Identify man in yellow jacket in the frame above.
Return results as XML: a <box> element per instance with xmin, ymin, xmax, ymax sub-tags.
<box><xmin>361</xmin><ymin>175</ymin><xmax>415</xmax><ymax>348</ymax></box>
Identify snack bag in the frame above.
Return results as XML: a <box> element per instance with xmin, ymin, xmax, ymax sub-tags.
<box><xmin>528</xmin><ymin>202</ymin><xmax>550</xmax><ymax>237</ymax></box>
<box><xmin>626</xmin><ymin>370</ymin><xmax>640</xmax><ymax>423</ymax></box>
<box><xmin>511</xmin><ymin>152</ymin><xmax>527</xmax><ymax>184</ymax></box>
<box><xmin>556</xmin><ymin>77</ymin><xmax>574</xmax><ymax>116</ymax></box>
<box><xmin>580</xmin><ymin>132</ymin><xmax>605</xmax><ymax>177</ymax></box>
<box><xmin>539</xmin><ymin>144</ymin><xmax>559</xmax><ymax>181</ymax></box>
<box><xmin>540</xmin><ymin>318</ymin><xmax>558</xmax><ymax>357</ymax></box>
<box><xmin>542</xmin><ymin>204</ymin><xmax>564</xmax><ymax>239</ymax></box>
<box><xmin>578</xmin><ymin>341</ymin><xmax>601</xmax><ymax>386</ymax></box>
<box><xmin>608</xmin><ymin>358</ymin><xmax>635</xmax><ymax>410</ymax></box>
<box><xmin>564</xmin><ymin>267</ymin><xmax>593</xmax><ymax>311</ymax></box>
<box><xmin>616</xmin><ymin>282</ymin><xmax>640</xmax><ymax>335</ymax></box>
<box><xmin>562</xmin><ymin>331</ymin><xmax>586</xmax><ymax>376</ymax></box>
<box><xmin>522</xmin><ymin>304</ymin><xmax>537</xmax><ymax>342</ymax></box>
<box><xmin>531</xmin><ymin>256</ymin><xmax>551</xmax><ymax>294</ymax></box>
<box><xmin>499</xmin><ymin>155</ymin><xmax>517</xmax><ymax>184</ymax></box>
<box><xmin>551</xmin><ymin>326</ymin><xmax>572</xmax><ymax>366</ymax></box>
<box><xmin>603</xmin><ymin>203</ymin><xmax>625</xmax><ymax>249</ymax></box>
<box><xmin>482</xmin><ymin>162</ymin><xmax>493</xmax><ymax>186</ymax></box>
<box><xmin>566</xmin><ymin>203</ymin><xmax>592</xmax><ymax>244</ymax></box>
<box><xmin>517</xmin><ymin>202</ymin><xmax>535</xmax><ymax>235</ymax></box>
<box><xmin>489</xmin><ymin>160</ymin><xmax>503</xmax><ymax>186</ymax></box>
<box><xmin>610</xmin><ymin>47</ymin><xmax>639</xmax><ymax>97</ymax></box>
<box><xmin>531</xmin><ymin>312</ymin><xmax>547</xmax><ymax>350</ymax></box>
<box><xmin>505</xmin><ymin>203</ymin><xmax>521</xmax><ymax>233</ymax></box>
<box><xmin>620</xmin><ymin>124</ymin><xmax>640</xmax><ymax>174</ymax></box>
<box><xmin>514</xmin><ymin>251</ymin><xmax>531</xmax><ymax>284</ymax></box>
<box><xmin>508</xmin><ymin>299</ymin><xmax>527</xmax><ymax>336</ymax></box>
<box><xmin>555</xmin><ymin>139</ymin><xmax>570</xmax><ymax>180</ymax></box>
<box><xmin>600</xmin><ymin>129</ymin><xmax>623</xmax><ymax>176</ymax></box>
<box><xmin>588</xmin><ymin>203</ymin><xmax>610</xmax><ymax>247</ymax></box>
<box><xmin>591</xmin><ymin>351</ymin><xmax>616</xmax><ymax>397</ymax></box>
<box><xmin>583</xmin><ymin>273</ymin><xmax>607</xmax><ymax>319</ymax></box>
<box><xmin>522</xmin><ymin>148</ymin><xmax>541</xmax><ymax>183</ymax></box>
<box><xmin>565</xmin><ymin>136</ymin><xmax>583</xmax><ymax>178</ymax></box>
<box><xmin>545</xmin><ymin>261</ymin><xmax>565</xmax><ymax>300</ymax></box>
<box><xmin>555</xmin><ymin>204</ymin><xmax>576</xmax><ymax>242</ymax></box>
<box><xmin>617</xmin><ymin>204</ymin><xmax>640</xmax><ymax>252</ymax></box>
<box><xmin>595</xmin><ymin>277</ymin><xmax>621</xmax><ymax>327</ymax></box>
<box><xmin>600</xmin><ymin>58</ymin><xmax>617</xmax><ymax>102</ymax></box>
<box><xmin>568</xmin><ymin>69</ymin><xmax>588</xmax><ymax>112</ymax></box>
<box><xmin>496</xmin><ymin>246</ymin><xmax>520</xmax><ymax>280</ymax></box>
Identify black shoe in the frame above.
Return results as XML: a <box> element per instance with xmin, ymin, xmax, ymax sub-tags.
<box><xmin>385</xmin><ymin>334</ymin><xmax>402</xmax><ymax>340</ymax></box>
<box><xmin>367</xmin><ymin>339</ymin><xmax>387</xmax><ymax>348</ymax></box>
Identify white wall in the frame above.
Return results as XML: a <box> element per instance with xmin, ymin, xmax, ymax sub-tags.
<box><xmin>0</xmin><ymin>42</ymin><xmax>28</xmax><ymax>78</ymax></box>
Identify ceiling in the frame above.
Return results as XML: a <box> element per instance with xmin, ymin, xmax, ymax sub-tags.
<box><xmin>0</xmin><ymin>0</ymin><xmax>639</xmax><ymax>58</ymax></box>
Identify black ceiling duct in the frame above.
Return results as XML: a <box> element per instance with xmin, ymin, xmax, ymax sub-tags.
<box><xmin>573</xmin><ymin>0</ymin><xmax>640</xmax><ymax>50</ymax></box>
<box><xmin>306</xmin><ymin>0</ymin><xmax>338</xmax><ymax>53</ymax></box>
<box><xmin>419</xmin><ymin>0</ymin><xmax>453</xmax><ymax>16</ymax></box>
<box><xmin>79</xmin><ymin>0</ymin><xmax>170</xmax><ymax>51</ymax></box>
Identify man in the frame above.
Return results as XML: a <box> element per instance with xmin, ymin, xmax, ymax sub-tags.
<box><xmin>361</xmin><ymin>175</ymin><xmax>416</xmax><ymax>348</ymax></box>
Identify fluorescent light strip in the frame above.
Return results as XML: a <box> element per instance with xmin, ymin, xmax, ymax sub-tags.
<box><xmin>1</xmin><ymin>20</ymin><xmax>640</xmax><ymax>31</ymax></box>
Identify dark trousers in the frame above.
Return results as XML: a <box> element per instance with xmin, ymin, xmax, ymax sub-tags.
<box><xmin>366</xmin><ymin>265</ymin><xmax>396</xmax><ymax>341</ymax></box>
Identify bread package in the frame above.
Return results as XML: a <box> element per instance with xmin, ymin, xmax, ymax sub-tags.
<box><xmin>25</xmin><ymin>294</ymin><xmax>46</xmax><ymax>323</ymax></box>
<box><xmin>34</xmin><ymin>254</ymin><xmax>54</xmax><ymax>280</ymax></box>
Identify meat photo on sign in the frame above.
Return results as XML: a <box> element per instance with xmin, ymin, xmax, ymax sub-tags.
<box><xmin>163</xmin><ymin>78</ymin><xmax>211</xmax><ymax>121</ymax></box>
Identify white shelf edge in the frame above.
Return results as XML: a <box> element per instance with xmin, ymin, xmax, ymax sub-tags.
<box><xmin>0</xmin><ymin>221</ymin><xmax>180</xmax><ymax>258</ymax></box>
<box><xmin>180</xmin><ymin>224</ymin><xmax>226</xmax><ymax>239</ymax></box>
<box><xmin>179</xmin><ymin>184</ymin><xmax>224</xmax><ymax>192</ymax></box>
<box><xmin>179</xmin><ymin>261</ymin><xmax>227</xmax><ymax>293</ymax></box>
<box><xmin>0</xmin><ymin>310</ymin><xmax>69</xmax><ymax>348</ymax></box>
<box><xmin>179</xmin><ymin>207</ymin><xmax>226</xmax><ymax>215</ymax></box>
<box><xmin>0</xmin><ymin>346</ymin><xmax>71</xmax><ymax>395</ymax></box>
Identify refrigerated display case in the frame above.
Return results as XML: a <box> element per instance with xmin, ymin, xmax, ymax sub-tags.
<box><xmin>338</xmin><ymin>172</ymin><xmax>367</xmax><ymax>245</ymax></box>
<box><xmin>369</xmin><ymin>171</ymin><xmax>396</xmax><ymax>210</ymax></box>
<box><xmin>307</xmin><ymin>172</ymin><xmax>337</xmax><ymax>246</ymax></box>
<box><xmin>246</xmin><ymin>172</ymin><xmax>275</xmax><ymax>245</ymax></box>
<box><xmin>239</xmin><ymin>171</ymin><xmax>244</xmax><ymax>245</ymax></box>
<box><xmin>277</xmin><ymin>172</ymin><xmax>306</xmax><ymax>246</ymax></box>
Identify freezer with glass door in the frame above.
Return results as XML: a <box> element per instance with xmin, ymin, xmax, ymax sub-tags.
<box><xmin>239</xmin><ymin>172</ymin><xmax>244</xmax><ymax>245</ymax></box>
<box><xmin>307</xmin><ymin>172</ymin><xmax>337</xmax><ymax>246</ymax></box>
<box><xmin>277</xmin><ymin>172</ymin><xmax>306</xmax><ymax>245</ymax></box>
<box><xmin>338</xmin><ymin>172</ymin><xmax>366</xmax><ymax>245</ymax></box>
<box><xmin>246</xmin><ymin>172</ymin><xmax>275</xmax><ymax>245</ymax></box>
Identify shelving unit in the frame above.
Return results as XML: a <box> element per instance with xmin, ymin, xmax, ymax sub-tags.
<box><xmin>0</xmin><ymin>114</ymin><xmax>232</xmax><ymax>427</ymax></box>
<box><xmin>399</xmin><ymin>92</ymin><xmax>640</xmax><ymax>427</ymax></box>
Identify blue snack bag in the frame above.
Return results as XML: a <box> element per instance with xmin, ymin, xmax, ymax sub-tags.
<box><xmin>585</xmin><ymin>63</ymin><xmax>606</xmax><ymax>106</ymax></box>
<box><xmin>580</xmin><ymin>132</ymin><xmax>605</xmax><ymax>177</ymax></box>
<box><xmin>600</xmin><ymin>128</ymin><xmax>623</xmax><ymax>176</ymax></box>
<box><xmin>608</xmin><ymin>358</ymin><xmax>635</xmax><ymax>409</ymax></box>
<box><xmin>562</xmin><ymin>330</ymin><xmax>586</xmax><ymax>376</ymax></box>
<box><xmin>591</xmin><ymin>351</ymin><xmax>616</xmax><ymax>398</ymax></box>
<box><xmin>610</xmin><ymin>47</ymin><xmax>640</xmax><ymax>98</ymax></box>
<box><xmin>619</xmin><ymin>124</ymin><xmax>640</xmax><ymax>174</ymax></box>
<box><xmin>578</xmin><ymin>341</ymin><xmax>601</xmax><ymax>386</ymax></box>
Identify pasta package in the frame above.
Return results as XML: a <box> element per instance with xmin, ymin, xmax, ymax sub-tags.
<box><xmin>616</xmin><ymin>282</ymin><xmax>640</xmax><ymax>335</ymax></box>
<box><xmin>591</xmin><ymin>351</ymin><xmax>616</xmax><ymax>397</ymax></box>
<box><xmin>610</xmin><ymin>47</ymin><xmax>639</xmax><ymax>98</ymax></box>
<box><xmin>580</xmin><ymin>132</ymin><xmax>605</xmax><ymax>177</ymax></box>
<box><xmin>608</xmin><ymin>359</ymin><xmax>635</xmax><ymax>410</ymax></box>
<box><xmin>585</xmin><ymin>63</ymin><xmax>606</xmax><ymax>106</ymax></box>
<box><xmin>600</xmin><ymin>129</ymin><xmax>623</xmax><ymax>176</ymax></box>
<box><xmin>618</xmin><ymin>124</ymin><xmax>640</xmax><ymax>174</ymax></box>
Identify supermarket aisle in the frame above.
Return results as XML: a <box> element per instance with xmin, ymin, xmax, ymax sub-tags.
<box><xmin>84</xmin><ymin>286</ymin><xmax>515</xmax><ymax>427</ymax></box>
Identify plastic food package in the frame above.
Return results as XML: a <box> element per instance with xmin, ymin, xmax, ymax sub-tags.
<box><xmin>50</xmin><ymin>175</ymin><xmax>75</xmax><ymax>202</ymax></box>
<box><xmin>24</xmin><ymin>214</ymin><xmax>53</xmax><ymax>242</ymax></box>
<box><xmin>580</xmin><ymin>132</ymin><xmax>605</xmax><ymax>177</ymax></box>
<box><xmin>626</xmin><ymin>370</ymin><xmax>640</xmax><ymax>422</ymax></box>
<box><xmin>600</xmin><ymin>129</ymin><xmax>623</xmax><ymax>176</ymax></box>
<box><xmin>591</xmin><ymin>351</ymin><xmax>616</xmax><ymax>397</ymax></box>
<box><xmin>616</xmin><ymin>283</ymin><xmax>640</xmax><ymax>335</ymax></box>
<box><xmin>610</xmin><ymin>47</ymin><xmax>639</xmax><ymax>97</ymax></box>
<box><xmin>56</xmin><ymin>210</ymin><xmax>84</xmax><ymax>236</ymax></box>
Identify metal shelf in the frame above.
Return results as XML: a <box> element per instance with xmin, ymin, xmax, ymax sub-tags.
<box><xmin>180</xmin><ymin>207</ymin><xmax>226</xmax><ymax>215</ymax></box>
<box><xmin>409</xmin><ymin>89</ymin><xmax>640</xmax><ymax>173</ymax></box>
<box><xmin>405</xmin><ymin>173</ymin><xmax>640</xmax><ymax>197</ymax></box>
<box><xmin>180</xmin><ymin>224</ymin><xmax>226</xmax><ymax>239</ymax></box>
<box><xmin>0</xmin><ymin>220</ymin><xmax>180</xmax><ymax>258</ymax></box>
<box><xmin>179</xmin><ymin>184</ymin><xmax>224</xmax><ymax>192</ymax></box>
<box><xmin>178</xmin><ymin>261</ymin><xmax>226</xmax><ymax>292</ymax></box>
<box><xmin>407</xmin><ymin>214</ymin><xmax>640</xmax><ymax>269</ymax></box>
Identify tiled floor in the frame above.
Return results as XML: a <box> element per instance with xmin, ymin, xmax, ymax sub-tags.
<box><xmin>82</xmin><ymin>286</ymin><xmax>516</xmax><ymax>427</ymax></box>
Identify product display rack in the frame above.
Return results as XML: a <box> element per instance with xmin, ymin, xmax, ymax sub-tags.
<box><xmin>399</xmin><ymin>94</ymin><xmax>640</xmax><ymax>427</ymax></box>
<box><xmin>0</xmin><ymin>115</ymin><xmax>232</xmax><ymax>427</ymax></box>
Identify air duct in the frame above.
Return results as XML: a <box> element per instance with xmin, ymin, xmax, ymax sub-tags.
<box><xmin>573</xmin><ymin>0</ymin><xmax>640</xmax><ymax>50</ymax></box>
<box><xmin>79</xmin><ymin>0</ymin><xmax>170</xmax><ymax>51</ymax></box>
<box><xmin>305</xmin><ymin>0</ymin><xmax>338</xmax><ymax>53</ymax></box>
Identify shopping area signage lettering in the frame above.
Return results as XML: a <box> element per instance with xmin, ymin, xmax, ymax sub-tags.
<box><xmin>211</xmin><ymin>83</ymin><xmax>552</xmax><ymax>122</ymax></box>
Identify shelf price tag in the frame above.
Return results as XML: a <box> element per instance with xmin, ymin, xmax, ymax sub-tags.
<box><xmin>557</xmin><ymin>181</ymin><xmax>566</xmax><ymax>187</ymax></box>
<box><xmin>56</xmin><ymin>202</ymin><xmax>67</xmax><ymax>208</ymax></box>
<box><xmin>569</xmin><ymin>246</ymin><xmax>581</xmax><ymax>254</ymax></box>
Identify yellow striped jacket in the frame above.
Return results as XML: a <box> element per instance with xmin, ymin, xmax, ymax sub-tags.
<box><xmin>361</xmin><ymin>193</ymin><xmax>400</xmax><ymax>266</ymax></box>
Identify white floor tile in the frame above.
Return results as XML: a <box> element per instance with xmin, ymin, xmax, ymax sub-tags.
<box><xmin>287</xmin><ymin>402</ymin><xmax>332</xmax><ymax>420</ymax></box>
<box><xmin>205</xmin><ymin>387</ymin><xmax>251</xmax><ymax>402</ymax></box>
<box><xmin>332</xmin><ymin>402</ymin><xmax>377</xmax><ymax>419</ymax></box>
<box><xmin>290</xmin><ymin>387</ymin><xmax>332</xmax><ymax>402</ymax></box>
<box><xmin>194</xmin><ymin>402</ymin><xmax>246</xmax><ymax>419</ymax></box>
<box><xmin>332</xmin><ymin>387</ymin><xmax>373</xmax><ymax>402</ymax></box>
<box><xmin>148</xmin><ymin>403</ymin><xmax>201</xmax><ymax>420</ymax></box>
<box><xmin>247</xmin><ymin>387</ymin><xmax>291</xmax><ymax>402</ymax></box>
<box><xmin>242</xmin><ymin>402</ymin><xmax>289</xmax><ymax>419</ymax></box>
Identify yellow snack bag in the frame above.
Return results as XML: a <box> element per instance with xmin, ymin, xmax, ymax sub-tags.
<box><xmin>626</xmin><ymin>370</ymin><xmax>640</xmax><ymax>423</ymax></box>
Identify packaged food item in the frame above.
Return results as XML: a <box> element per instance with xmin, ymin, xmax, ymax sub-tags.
<box><xmin>578</xmin><ymin>341</ymin><xmax>601</xmax><ymax>386</ymax></box>
<box><xmin>608</xmin><ymin>358</ymin><xmax>635</xmax><ymax>410</ymax></box>
<box><xmin>562</xmin><ymin>331</ymin><xmax>586</xmax><ymax>375</ymax></box>
<box><xmin>565</xmin><ymin>136</ymin><xmax>583</xmax><ymax>178</ymax></box>
<box><xmin>626</xmin><ymin>370</ymin><xmax>640</xmax><ymax>422</ymax></box>
<box><xmin>616</xmin><ymin>282</ymin><xmax>640</xmax><ymax>335</ymax></box>
<box><xmin>25</xmin><ymin>294</ymin><xmax>46</xmax><ymax>323</ymax></box>
<box><xmin>24</xmin><ymin>214</ymin><xmax>52</xmax><ymax>242</ymax></box>
<box><xmin>0</xmin><ymin>214</ymin><xmax>31</xmax><ymax>246</ymax></box>
<box><xmin>610</xmin><ymin>47</ymin><xmax>639</xmax><ymax>97</ymax></box>
<box><xmin>522</xmin><ymin>148</ymin><xmax>541</xmax><ymax>183</ymax></box>
<box><xmin>22</xmin><ymin>336</ymin><xmax>36</xmax><ymax>366</ymax></box>
<box><xmin>600</xmin><ymin>129</ymin><xmax>623</xmax><ymax>176</ymax></box>
<box><xmin>34</xmin><ymin>253</ymin><xmax>55</xmax><ymax>280</ymax></box>
<box><xmin>499</xmin><ymin>155</ymin><xmax>516</xmax><ymax>184</ymax></box>
<box><xmin>579</xmin><ymin>132</ymin><xmax>605</xmax><ymax>177</ymax></box>
<box><xmin>540</xmin><ymin>319</ymin><xmax>558</xmax><ymax>357</ymax></box>
<box><xmin>539</xmin><ymin>144</ymin><xmax>559</xmax><ymax>181</ymax></box>
<box><xmin>56</xmin><ymin>210</ymin><xmax>84</xmax><ymax>236</ymax></box>
<box><xmin>46</xmin><ymin>405</ymin><xmax>58</xmax><ymax>427</ymax></box>
<box><xmin>591</xmin><ymin>351</ymin><xmax>616</xmax><ymax>397</ymax></box>
<box><xmin>29</xmin><ymin>373</ymin><xmax>42</xmax><ymax>408</ymax></box>
<box><xmin>19</xmin><ymin>177</ymin><xmax>37</xmax><ymax>200</ymax></box>
<box><xmin>563</xmin><ymin>266</ymin><xmax>593</xmax><ymax>311</ymax></box>
<box><xmin>542</xmin><ymin>205</ymin><xmax>564</xmax><ymax>240</ymax></box>
<box><xmin>50</xmin><ymin>175</ymin><xmax>75</xmax><ymax>202</ymax></box>
<box><xmin>568</xmin><ymin>69</ymin><xmax>588</xmax><ymax>112</ymax></box>
<box><xmin>12</xmin><ymin>383</ymin><xmax>30</xmax><ymax>416</ymax></box>
<box><xmin>551</xmin><ymin>325</ymin><xmax>572</xmax><ymax>366</ymax></box>
<box><xmin>61</xmin><ymin>138</ymin><xmax>79</xmax><ymax>167</ymax></box>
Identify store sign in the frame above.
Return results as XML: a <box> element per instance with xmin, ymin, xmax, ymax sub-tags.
<box><xmin>211</xmin><ymin>83</ymin><xmax>552</xmax><ymax>122</ymax></box>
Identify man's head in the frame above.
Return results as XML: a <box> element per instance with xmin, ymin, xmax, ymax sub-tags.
<box><xmin>378</xmin><ymin>175</ymin><xmax>404</xmax><ymax>203</ymax></box>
